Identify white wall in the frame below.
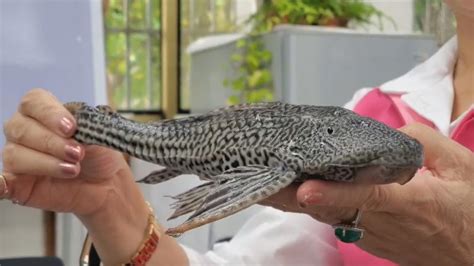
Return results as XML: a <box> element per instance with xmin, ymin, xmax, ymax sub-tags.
<box><xmin>0</xmin><ymin>202</ymin><xmax>44</xmax><ymax>258</ymax></box>
<box><xmin>362</xmin><ymin>0</ymin><xmax>414</xmax><ymax>33</ymax></box>
<box><xmin>0</xmin><ymin>0</ymin><xmax>106</xmax><ymax>263</ymax></box>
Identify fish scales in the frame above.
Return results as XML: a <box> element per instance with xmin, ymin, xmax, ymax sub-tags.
<box><xmin>65</xmin><ymin>102</ymin><xmax>423</xmax><ymax>236</ymax></box>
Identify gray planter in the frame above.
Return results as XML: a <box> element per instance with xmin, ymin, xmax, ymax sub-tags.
<box><xmin>188</xmin><ymin>24</ymin><xmax>437</xmax><ymax>113</ymax></box>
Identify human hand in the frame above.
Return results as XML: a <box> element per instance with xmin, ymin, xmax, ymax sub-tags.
<box><xmin>1</xmin><ymin>88</ymin><xmax>138</xmax><ymax>215</ymax></box>
<box><xmin>1</xmin><ymin>89</ymin><xmax>154</xmax><ymax>263</ymax></box>
<box><xmin>263</xmin><ymin>124</ymin><xmax>474</xmax><ymax>265</ymax></box>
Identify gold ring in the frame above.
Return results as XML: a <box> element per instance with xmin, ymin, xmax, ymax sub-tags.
<box><xmin>0</xmin><ymin>173</ymin><xmax>9</xmax><ymax>200</ymax></box>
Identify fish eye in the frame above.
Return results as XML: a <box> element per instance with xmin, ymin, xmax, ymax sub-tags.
<box><xmin>327</xmin><ymin>127</ymin><xmax>334</xmax><ymax>135</ymax></box>
<box><xmin>289</xmin><ymin>145</ymin><xmax>300</xmax><ymax>152</ymax></box>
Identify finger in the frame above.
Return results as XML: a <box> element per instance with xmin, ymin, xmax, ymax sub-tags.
<box><xmin>295</xmin><ymin>179</ymin><xmax>404</xmax><ymax>212</ymax></box>
<box><xmin>259</xmin><ymin>184</ymin><xmax>350</xmax><ymax>224</ymax></box>
<box><xmin>4</xmin><ymin>113</ymin><xmax>84</xmax><ymax>163</ymax></box>
<box><xmin>0</xmin><ymin>172</ymin><xmax>36</xmax><ymax>203</ymax></box>
<box><xmin>260</xmin><ymin>184</ymin><xmax>301</xmax><ymax>210</ymax></box>
<box><xmin>18</xmin><ymin>88</ymin><xmax>76</xmax><ymax>137</ymax></box>
<box><xmin>399</xmin><ymin>123</ymin><xmax>473</xmax><ymax>171</ymax></box>
<box><xmin>260</xmin><ymin>185</ymin><xmax>363</xmax><ymax>225</ymax></box>
<box><xmin>2</xmin><ymin>172</ymin><xmax>75</xmax><ymax>212</ymax></box>
<box><xmin>2</xmin><ymin>142</ymin><xmax>80</xmax><ymax>179</ymax></box>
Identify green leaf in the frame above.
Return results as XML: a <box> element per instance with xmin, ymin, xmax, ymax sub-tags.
<box><xmin>246</xmin><ymin>54</ymin><xmax>260</xmax><ymax>69</ymax></box>
<box><xmin>248</xmin><ymin>70</ymin><xmax>263</xmax><ymax>88</ymax></box>
<box><xmin>247</xmin><ymin>91</ymin><xmax>261</xmax><ymax>103</ymax></box>
<box><xmin>236</xmin><ymin>39</ymin><xmax>246</xmax><ymax>48</ymax></box>
<box><xmin>260</xmin><ymin>88</ymin><xmax>274</xmax><ymax>101</ymax></box>
<box><xmin>227</xmin><ymin>95</ymin><xmax>240</xmax><ymax>105</ymax></box>
<box><xmin>260</xmin><ymin>70</ymin><xmax>272</xmax><ymax>84</ymax></box>
<box><xmin>231</xmin><ymin>54</ymin><xmax>242</xmax><ymax>62</ymax></box>
<box><xmin>306</xmin><ymin>15</ymin><xmax>316</xmax><ymax>24</ymax></box>
<box><xmin>261</xmin><ymin>50</ymin><xmax>272</xmax><ymax>62</ymax></box>
<box><xmin>231</xmin><ymin>78</ymin><xmax>245</xmax><ymax>91</ymax></box>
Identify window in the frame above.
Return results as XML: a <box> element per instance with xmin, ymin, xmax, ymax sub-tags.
<box><xmin>178</xmin><ymin>0</ymin><xmax>258</xmax><ymax>112</ymax></box>
<box><xmin>104</xmin><ymin>0</ymin><xmax>162</xmax><ymax>113</ymax></box>
<box><xmin>104</xmin><ymin>0</ymin><xmax>256</xmax><ymax>116</ymax></box>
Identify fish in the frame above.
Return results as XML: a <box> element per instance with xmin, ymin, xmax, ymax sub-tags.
<box><xmin>64</xmin><ymin>102</ymin><xmax>423</xmax><ymax>236</ymax></box>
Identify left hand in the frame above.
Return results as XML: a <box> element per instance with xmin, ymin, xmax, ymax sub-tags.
<box><xmin>262</xmin><ymin>124</ymin><xmax>474</xmax><ymax>265</ymax></box>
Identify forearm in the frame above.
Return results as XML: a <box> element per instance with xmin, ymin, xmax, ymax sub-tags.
<box><xmin>77</xmin><ymin>170</ymin><xmax>188</xmax><ymax>265</ymax></box>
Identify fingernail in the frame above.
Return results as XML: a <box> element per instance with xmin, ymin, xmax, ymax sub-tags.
<box><xmin>65</xmin><ymin>145</ymin><xmax>81</xmax><ymax>162</ymax></box>
<box><xmin>60</xmin><ymin>117</ymin><xmax>74</xmax><ymax>135</ymax></box>
<box><xmin>303</xmin><ymin>192</ymin><xmax>323</xmax><ymax>205</ymax></box>
<box><xmin>60</xmin><ymin>163</ymin><xmax>78</xmax><ymax>176</ymax></box>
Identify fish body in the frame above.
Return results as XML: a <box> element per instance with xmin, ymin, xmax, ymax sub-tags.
<box><xmin>65</xmin><ymin>102</ymin><xmax>423</xmax><ymax>235</ymax></box>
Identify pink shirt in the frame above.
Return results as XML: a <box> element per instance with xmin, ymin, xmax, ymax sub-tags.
<box><xmin>337</xmin><ymin>87</ymin><xmax>474</xmax><ymax>266</ymax></box>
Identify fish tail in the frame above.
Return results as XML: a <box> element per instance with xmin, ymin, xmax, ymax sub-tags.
<box><xmin>63</xmin><ymin>102</ymin><xmax>164</xmax><ymax>163</ymax></box>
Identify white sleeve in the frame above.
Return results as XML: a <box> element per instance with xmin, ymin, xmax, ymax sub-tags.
<box><xmin>181</xmin><ymin>207</ymin><xmax>343</xmax><ymax>266</ymax></box>
<box><xmin>343</xmin><ymin>87</ymin><xmax>373</xmax><ymax>111</ymax></box>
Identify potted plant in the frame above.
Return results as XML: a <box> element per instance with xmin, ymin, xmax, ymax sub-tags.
<box><xmin>225</xmin><ymin>0</ymin><xmax>388</xmax><ymax>105</ymax></box>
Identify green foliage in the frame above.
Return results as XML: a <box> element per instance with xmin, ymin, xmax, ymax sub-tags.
<box><xmin>413</xmin><ymin>0</ymin><xmax>443</xmax><ymax>31</ymax></box>
<box><xmin>179</xmin><ymin>0</ymin><xmax>242</xmax><ymax>110</ymax></box>
<box><xmin>105</xmin><ymin>0</ymin><xmax>161</xmax><ymax>110</ymax></box>
<box><xmin>225</xmin><ymin>0</ymin><xmax>386</xmax><ymax>105</ymax></box>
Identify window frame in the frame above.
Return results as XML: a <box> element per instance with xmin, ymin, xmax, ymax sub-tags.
<box><xmin>104</xmin><ymin>0</ymin><xmax>180</xmax><ymax>118</ymax></box>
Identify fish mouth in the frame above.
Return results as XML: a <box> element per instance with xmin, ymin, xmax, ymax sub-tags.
<box><xmin>329</xmin><ymin>156</ymin><xmax>422</xmax><ymax>185</ymax></box>
<box><xmin>352</xmin><ymin>164</ymin><xmax>419</xmax><ymax>185</ymax></box>
<box><xmin>353</xmin><ymin>154</ymin><xmax>423</xmax><ymax>184</ymax></box>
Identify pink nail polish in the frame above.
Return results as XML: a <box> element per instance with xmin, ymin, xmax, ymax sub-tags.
<box><xmin>65</xmin><ymin>145</ymin><xmax>81</xmax><ymax>162</ymax></box>
<box><xmin>60</xmin><ymin>163</ymin><xmax>77</xmax><ymax>176</ymax></box>
<box><xmin>303</xmin><ymin>192</ymin><xmax>323</xmax><ymax>205</ymax></box>
<box><xmin>60</xmin><ymin>117</ymin><xmax>74</xmax><ymax>135</ymax></box>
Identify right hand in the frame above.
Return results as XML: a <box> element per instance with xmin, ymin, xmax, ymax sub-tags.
<box><xmin>2</xmin><ymin>89</ymin><xmax>158</xmax><ymax>264</ymax></box>
<box><xmin>263</xmin><ymin>124</ymin><xmax>474</xmax><ymax>265</ymax></box>
<box><xmin>2</xmin><ymin>88</ymin><xmax>139</xmax><ymax>216</ymax></box>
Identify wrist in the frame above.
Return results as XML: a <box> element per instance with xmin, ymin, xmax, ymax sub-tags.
<box><xmin>77</xmin><ymin>172</ymin><xmax>150</xmax><ymax>264</ymax></box>
<box><xmin>76</xmin><ymin>168</ymin><xmax>189</xmax><ymax>265</ymax></box>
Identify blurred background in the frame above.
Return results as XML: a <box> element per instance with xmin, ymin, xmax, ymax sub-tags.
<box><xmin>0</xmin><ymin>0</ymin><xmax>456</xmax><ymax>264</ymax></box>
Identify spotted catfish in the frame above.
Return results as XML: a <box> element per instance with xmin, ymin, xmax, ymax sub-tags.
<box><xmin>64</xmin><ymin>102</ymin><xmax>423</xmax><ymax>236</ymax></box>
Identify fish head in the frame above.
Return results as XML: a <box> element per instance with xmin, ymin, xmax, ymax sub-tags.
<box><xmin>303</xmin><ymin>107</ymin><xmax>423</xmax><ymax>185</ymax></box>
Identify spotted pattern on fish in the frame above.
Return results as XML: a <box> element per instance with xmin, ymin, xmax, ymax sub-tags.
<box><xmin>65</xmin><ymin>102</ymin><xmax>423</xmax><ymax>236</ymax></box>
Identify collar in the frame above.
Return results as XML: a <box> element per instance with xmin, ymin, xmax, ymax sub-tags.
<box><xmin>379</xmin><ymin>37</ymin><xmax>458</xmax><ymax>135</ymax></box>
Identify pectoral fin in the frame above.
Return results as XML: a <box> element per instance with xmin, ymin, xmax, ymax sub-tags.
<box><xmin>167</xmin><ymin>182</ymin><xmax>214</xmax><ymax>220</ymax></box>
<box><xmin>166</xmin><ymin>166</ymin><xmax>297</xmax><ymax>236</ymax></box>
<box><xmin>137</xmin><ymin>168</ymin><xmax>184</xmax><ymax>184</ymax></box>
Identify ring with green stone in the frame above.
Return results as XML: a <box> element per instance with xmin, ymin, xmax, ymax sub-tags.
<box><xmin>332</xmin><ymin>209</ymin><xmax>364</xmax><ymax>243</ymax></box>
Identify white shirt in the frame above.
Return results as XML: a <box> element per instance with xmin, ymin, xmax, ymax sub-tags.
<box><xmin>182</xmin><ymin>36</ymin><xmax>472</xmax><ymax>265</ymax></box>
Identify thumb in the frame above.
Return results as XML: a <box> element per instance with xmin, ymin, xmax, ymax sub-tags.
<box><xmin>399</xmin><ymin>123</ymin><xmax>472</xmax><ymax>173</ymax></box>
<box><xmin>296</xmin><ymin>179</ymin><xmax>405</xmax><ymax>212</ymax></box>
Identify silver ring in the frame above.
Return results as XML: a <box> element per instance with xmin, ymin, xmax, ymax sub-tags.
<box><xmin>332</xmin><ymin>209</ymin><xmax>365</xmax><ymax>243</ymax></box>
